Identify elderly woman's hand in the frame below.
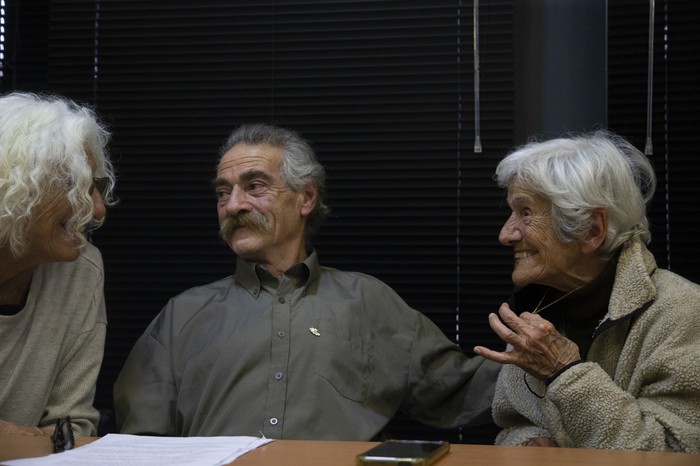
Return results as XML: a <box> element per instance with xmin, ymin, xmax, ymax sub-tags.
<box><xmin>0</xmin><ymin>419</ymin><xmax>48</xmax><ymax>436</ymax></box>
<box><xmin>525</xmin><ymin>436</ymin><xmax>559</xmax><ymax>447</ymax></box>
<box><xmin>474</xmin><ymin>303</ymin><xmax>581</xmax><ymax>382</ymax></box>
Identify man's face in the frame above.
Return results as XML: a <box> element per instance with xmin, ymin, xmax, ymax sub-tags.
<box><xmin>215</xmin><ymin>143</ymin><xmax>311</xmax><ymax>266</ymax></box>
<box><xmin>498</xmin><ymin>180</ymin><xmax>584</xmax><ymax>292</ymax></box>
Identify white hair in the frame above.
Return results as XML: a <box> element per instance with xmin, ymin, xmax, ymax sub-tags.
<box><xmin>0</xmin><ymin>92</ymin><xmax>115</xmax><ymax>257</ymax></box>
<box><xmin>495</xmin><ymin>131</ymin><xmax>656</xmax><ymax>258</ymax></box>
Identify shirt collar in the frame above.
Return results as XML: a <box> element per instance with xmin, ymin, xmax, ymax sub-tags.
<box><xmin>234</xmin><ymin>249</ymin><xmax>320</xmax><ymax>297</ymax></box>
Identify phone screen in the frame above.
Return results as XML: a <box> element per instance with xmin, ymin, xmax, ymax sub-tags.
<box><xmin>356</xmin><ymin>440</ymin><xmax>449</xmax><ymax>465</ymax></box>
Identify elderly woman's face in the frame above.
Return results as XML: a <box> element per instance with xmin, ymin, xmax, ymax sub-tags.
<box><xmin>26</xmin><ymin>187</ymin><xmax>83</xmax><ymax>263</ymax></box>
<box><xmin>24</xmin><ymin>155</ymin><xmax>107</xmax><ymax>264</ymax></box>
<box><xmin>499</xmin><ymin>180</ymin><xmax>584</xmax><ymax>292</ymax></box>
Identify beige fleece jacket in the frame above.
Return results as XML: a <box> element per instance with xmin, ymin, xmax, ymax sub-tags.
<box><xmin>492</xmin><ymin>238</ymin><xmax>700</xmax><ymax>452</ymax></box>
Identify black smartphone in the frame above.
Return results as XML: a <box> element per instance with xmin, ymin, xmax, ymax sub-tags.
<box><xmin>356</xmin><ymin>439</ymin><xmax>450</xmax><ymax>465</ymax></box>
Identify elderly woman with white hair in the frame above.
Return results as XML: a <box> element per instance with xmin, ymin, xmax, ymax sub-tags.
<box><xmin>0</xmin><ymin>92</ymin><xmax>115</xmax><ymax>437</ymax></box>
<box><xmin>474</xmin><ymin>131</ymin><xmax>700</xmax><ymax>452</ymax></box>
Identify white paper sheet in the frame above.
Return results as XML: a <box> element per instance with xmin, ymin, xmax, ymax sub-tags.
<box><xmin>1</xmin><ymin>434</ymin><xmax>273</xmax><ymax>466</ymax></box>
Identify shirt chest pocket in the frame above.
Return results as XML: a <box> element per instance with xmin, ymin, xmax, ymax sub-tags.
<box><xmin>313</xmin><ymin>330</ymin><xmax>369</xmax><ymax>402</ymax></box>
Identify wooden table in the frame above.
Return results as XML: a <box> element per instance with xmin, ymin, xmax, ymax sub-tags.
<box><xmin>236</xmin><ymin>440</ymin><xmax>700</xmax><ymax>466</ymax></box>
<box><xmin>1</xmin><ymin>436</ymin><xmax>698</xmax><ymax>465</ymax></box>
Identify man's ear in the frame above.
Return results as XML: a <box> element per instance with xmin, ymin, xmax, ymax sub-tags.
<box><xmin>300</xmin><ymin>182</ymin><xmax>318</xmax><ymax>217</ymax></box>
<box><xmin>582</xmin><ymin>208</ymin><xmax>608</xmax><ymax>253</ymax></box>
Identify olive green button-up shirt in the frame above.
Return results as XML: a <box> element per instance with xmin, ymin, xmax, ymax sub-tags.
<box><xmin>114</xmin><ymin>250</ymin><xmax>500</xmax><ymax>440</ymax></box>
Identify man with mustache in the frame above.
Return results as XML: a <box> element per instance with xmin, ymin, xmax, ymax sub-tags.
<box><xmin>221</xmin><ymin>211</ymin><xmax>268</xmax><ymax>237</ymax></box>
<box><xmin>114</xmin><ymin>123</ymin><xmax>500</xmax><ymax>440</ymax></box>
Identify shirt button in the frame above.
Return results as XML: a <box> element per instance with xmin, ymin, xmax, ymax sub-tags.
<box><xmin>277</xmin><ymin>331</ymin><xmax>286</xmax><ymax>338</ymax></box>
<box><xmin>270</xmin><ymin>418</ymin><xmax>278</xmax><ymax>425</ymax></box>
<box><xmin>278</xmin><ymin>297</ymin><xmax>286</xmax><ymax>304</ymax></box>
<box><xmin>275</xmin><ymin>372</ymin><xmax>283</xmax><ymax>380</ymax></box>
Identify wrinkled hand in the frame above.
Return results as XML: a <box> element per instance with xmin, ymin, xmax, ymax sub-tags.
<box><xmin>525</xmin><ymin>436</ymin><xmax>558</xmax><ymax>447</ymax></box>
<box><xmin>473</xmin><ymin>303</ymin><xmax>581</xmax><ymax>381</ymax></box>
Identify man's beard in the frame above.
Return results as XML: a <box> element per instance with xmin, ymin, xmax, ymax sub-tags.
<box><xmin>219</xmin><ymin>211</ymin><xmax>269</xmax><ymax>241</ymax></box>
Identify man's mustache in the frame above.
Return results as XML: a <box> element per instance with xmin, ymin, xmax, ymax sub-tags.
<box><xmin>220</xmin><ymin>211</ymin><xmax>268</xmax><ymax>239</ymax></box>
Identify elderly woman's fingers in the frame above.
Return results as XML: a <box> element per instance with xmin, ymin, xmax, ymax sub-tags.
<box><xmin>475</xmin><ymin>304</ymin><xmax>583</xmax><ymax>380</ymax></box>
<box><xmin>486</xmin><ymin>305</ymin><xmax>519</xmax><ymax>337</ymax></box>
<box><xmin>495</xmin><ymin>302</ymin><xmax>521</xmax><ymax>326</ymax></box>
<box><xmin>472</xmin><ymin>305</ymin><xmax>523</xmax><ymax>364</ymax></box>
<box><xmin>472</xmin><ymin>340</ymin><xmax>513</xmax><ymax>364</ymax></box>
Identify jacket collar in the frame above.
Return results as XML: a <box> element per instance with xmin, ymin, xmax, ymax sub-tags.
<box><xmin>607</xmin><ymin>237</ymin><xmax>657</xmax><ymax>321</ymax></box>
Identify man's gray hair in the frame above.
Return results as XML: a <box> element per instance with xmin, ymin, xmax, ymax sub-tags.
<box><xmin>219</xmin><ymin>123</ymin><xmax>330</xmax><ymax>237</ymax></box>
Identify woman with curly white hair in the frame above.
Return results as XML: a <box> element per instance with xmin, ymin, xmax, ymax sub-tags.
<box><xmin>474</xmin><ymin>131</ymin><xmax>700</xmax><ymax>451</ymax></box>
<box><xmin>0</xmin><ymin>92</ymin><xmax>115</xmax><ymax>437</ymax></box>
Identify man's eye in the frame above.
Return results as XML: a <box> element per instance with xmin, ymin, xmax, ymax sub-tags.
<box><xmin>216</xmin><ymin>190</ymin><xmax>230</xmax><ymax>201</ymax></box>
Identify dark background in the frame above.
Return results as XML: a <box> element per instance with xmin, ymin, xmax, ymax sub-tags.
<box><xmin>2</xmin><ymin>0</ymin><xmax>698</xmax><ymax>443</ymax></box>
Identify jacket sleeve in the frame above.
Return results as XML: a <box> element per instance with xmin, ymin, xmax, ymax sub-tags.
<box><xmin>491</xmin><ymin>355</ymin><xmax>553</xmax><ymax>446</ymax></box>
<box><xmin>493</xmin><ymin>314</ymin><xmax>700</xmax><ymax>452</ymax></box>
<box><xmin>544</xmin><ymin>344</ymin><xmax>700</xmax><ymax>452</ymax></box>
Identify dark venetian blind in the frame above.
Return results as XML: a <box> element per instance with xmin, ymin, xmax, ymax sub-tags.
<box><xmin>608</xmin><ymin>0</ymin><xmax>700</xmax><ymax>283</ymax></box>
<box><xmin>7</xmin><ymin>0</ymin><xmax>698</xmax><ymax>445</ymax></box>
<box><xmin>8</xmin><ymin>0</ymin><xmax>516</xmax><ymax>443</ymax></box>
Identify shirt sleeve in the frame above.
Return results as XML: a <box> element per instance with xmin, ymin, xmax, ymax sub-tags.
<box><xmin>114</xmin><ymin>305</ymin><xmax>178</xmax><ymax>435</ymax></box>
<box><xmin>399</xmin><ymin>311</ymin><xmax>501</xmax><ymax>429</ymax></box>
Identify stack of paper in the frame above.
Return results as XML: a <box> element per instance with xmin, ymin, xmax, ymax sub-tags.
<box><xmin>2</xmin><ymin>434</ymin><xmax>273</xmax><ymax>466</ymax></box>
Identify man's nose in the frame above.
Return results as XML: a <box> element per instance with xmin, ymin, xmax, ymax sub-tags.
<box><xmin>224</xmin><ymin>185</ymin><xmax>250</xmax><ymax>214</ymax></box>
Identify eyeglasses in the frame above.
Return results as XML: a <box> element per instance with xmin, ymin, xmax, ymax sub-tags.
<box><xmin>51</xmin><ymin>417</ymin><xmax>75</xmax><ymax>453</ymax></box>
<box><xmin>92</xmin><ymin>177</ymin><xmax>109</xmax><ymax>199</ymax></box>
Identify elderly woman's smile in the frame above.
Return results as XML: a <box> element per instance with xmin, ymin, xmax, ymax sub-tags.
<box><xmin>500</xmin><ymin>180</ymin><xmax>594</xmax><ymax>293</ymax></box>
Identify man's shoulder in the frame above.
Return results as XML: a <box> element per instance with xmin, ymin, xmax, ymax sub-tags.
<box><xmin>318</xmin><ymin>265</ymin><xmax>397</xmax><ymax>292</ymax></box>
<box><xmin>147</xmin><ymin>276</ymin><xmax>236</xmax><ymax>336</ymax></box>
<box><xmin>169</xmin><ymin>275</ymin><xmax>235</xmax><ymax>303</ymax></box>
<box><xmin>315</xmin><ymin>265</ymin><xmax>420</xmax><ymax>317</ymax></box>
<box><xmin>320</xmin><ymin>265</ymin><xmax>385</xmax><ymax>283</ymax></box>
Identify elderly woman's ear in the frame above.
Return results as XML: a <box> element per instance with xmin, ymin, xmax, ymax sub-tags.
<box><xmin>581</xmin><ymin>208</ymin><xmax>608</xmax><ymax>254</ymax></box>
